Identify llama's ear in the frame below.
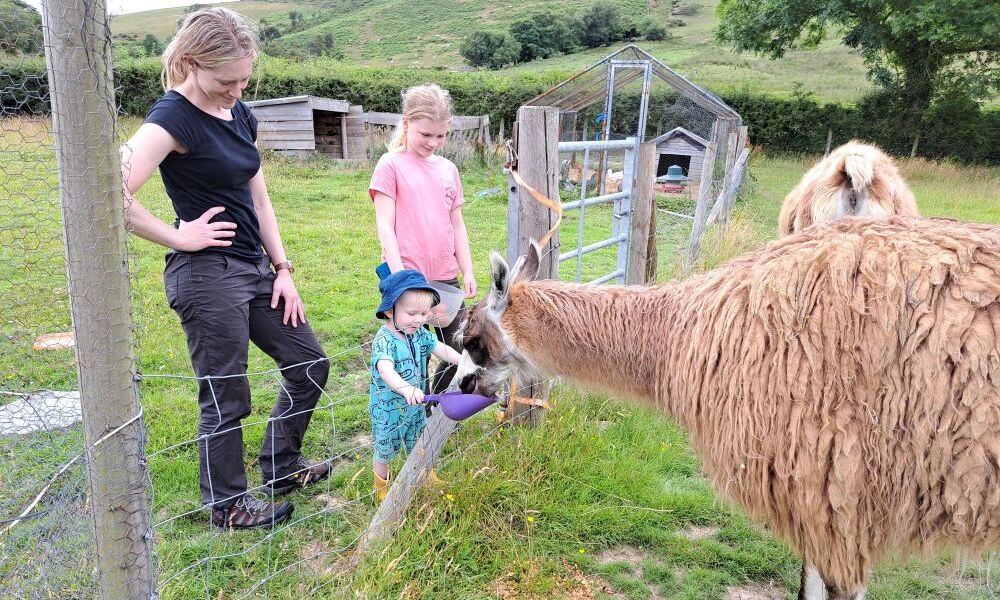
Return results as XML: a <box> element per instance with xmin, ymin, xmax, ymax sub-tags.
<box><xmin>512</xmin><ymin>241</ymin><xmax>542</xmax><ymax>284</ymax></box>
<box><xmin>488</xmin><ymin>251</ymin><xmax>512</xmax><ymax>312</ymax></box>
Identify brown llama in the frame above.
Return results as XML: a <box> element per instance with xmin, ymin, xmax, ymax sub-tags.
<box><xmin>456</xmin><ymin>217</ymin><xmax>1000</xmax><ymax>600</ymax></box>
<box><xmin>778</xmin><ymin>141</ymin><xmax>919</xmax><ymax>237</ymax></box>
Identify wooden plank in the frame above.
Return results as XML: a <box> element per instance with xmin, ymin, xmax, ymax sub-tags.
<box><xmin>259</xmin><ymin>139</ymin><xmax>316</xmax><ymax>150</ymax></box>
<box><xmin>257</xmin><ymin>120</ymin><xmax>312</xmax><ymax>132</ymax></box>
<box><xmin>363</xmin><ymin>111</ymin><xmax>404</xmax><ymax>126</ymax></box>
<box><xmin>355</xmin><ymin>411</ymin><xmax>460</xmax><ymax>558</ymax></box>
<box><xmin>258</xmin><ymin>130</ymin><xmax>315</xmax><ymax>142</ymax></box>
<box><xmin>307</xmin><ymin>97</ymin><xmax>350</xmax><ymax>113</ymax></box>
<box><xmin>626</xmin><ymin>142</ymin><xmax>657</xmax><ymax>284</ymax></box>
<box><xmin>345</xmin><ymin>105</ymin><xmax>367</xmax><ymax>160</ymax></box>
<box><xmin>244</xmin><ymin>95</ymin><xmax>310</xmax><ymax>107</ymax></box>
<box><xmin>248</xmin><ymin>103</ymin><xmax>312</xmax><ymax>122</ymax></box>
<box><xmin>686</xmin><ymin>140</ymin><xmax>718</xmax><ymax>267</ymax></box>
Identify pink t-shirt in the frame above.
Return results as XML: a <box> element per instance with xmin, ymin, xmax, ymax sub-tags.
<box><xmin>369</xmin><ymin>150</ymin><xmax>465</xmax><ymax>281</ymax></box>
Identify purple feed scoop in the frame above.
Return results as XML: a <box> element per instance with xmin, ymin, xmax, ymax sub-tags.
<box><xmin>423</xmin><ymin>392</ymin><xmax>497</xmax><ymax>421</ymax></box>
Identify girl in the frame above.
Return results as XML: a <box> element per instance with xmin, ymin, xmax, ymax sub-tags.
<box><xmin>369</xmin><ymin>84</ymin><xmax>476</xmax><ymax>394</ymax></box>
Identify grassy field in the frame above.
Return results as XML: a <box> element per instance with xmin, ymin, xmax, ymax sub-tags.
<box><xmin>109</xmin><ymin>0</ymin><xmax>874</xmax><ymax>103</ymax></box>
<box><xmin>110</xmin><ymin>1</ymin><xmax>301</xmax><ymax>41</ymax></box>
<box><xmin>1</xmin><ymin>115</ymin><xmax>998</xmax><ymax>599</ymax></box>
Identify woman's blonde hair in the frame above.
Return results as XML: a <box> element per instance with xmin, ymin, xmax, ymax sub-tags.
<box><xmin>387</xmin><ymin>84</ymin><xmax>453</xmax><ymax>152</ymax></box>
<box><xmin>161</xmin><ymin>7</ymin><xmax>260</xmax><ymax>90</ymax></box>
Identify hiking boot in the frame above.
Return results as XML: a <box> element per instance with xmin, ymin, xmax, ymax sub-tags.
<box><xmin>210</xmin><ymin>494</ymin><xmax>294</xmax><ymax>530</ymax></box>
<box><xmin>261</xmin><ymin>457</ymin><xmax>331</xmax><ymax>497</ymax></box>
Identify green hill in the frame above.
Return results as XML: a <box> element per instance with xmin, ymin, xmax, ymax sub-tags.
<box><xmin>111</xmin><ymin>0</ymin><xmax>874</xmax><ymax>102</ymax></box>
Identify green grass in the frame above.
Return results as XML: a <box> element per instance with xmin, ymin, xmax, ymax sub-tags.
<box><xmin>108</xmin><ymin>0</ymin><xmax>876</xmax><ymax>103</ymax></box>
<box><xmin>1</xmin><ymin>115</ymin><xmax>997</xmax><ymax>598</ymax></box>
<box><xmin>110</xmin><ymin>1</ymin><xmax>301</xmax><ymax>41</ymax></box>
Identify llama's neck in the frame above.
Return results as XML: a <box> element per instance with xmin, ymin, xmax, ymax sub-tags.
<box><xmin>502</xmin><ymin>280</ymin><xmax>685</xmax><ymax>410</ymax></box>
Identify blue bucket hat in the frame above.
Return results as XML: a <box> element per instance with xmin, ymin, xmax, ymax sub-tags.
<box><xmin>376</xmin><ymin>269</ymin><xmax>440</xmax><ymax>319</ymax></box>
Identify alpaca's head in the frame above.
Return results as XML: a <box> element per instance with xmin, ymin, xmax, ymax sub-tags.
<box><xmin>454</xmin><ymin>243</ymin><xmax>543</xmax><ymax>398</ymax></box>
<box><xmin>780</xmin><ymin>141</ymin><xmax>919</xmax><ymax>236</ymax></box>
<box><xmin>814</xmin><ymin>142</ymin><xmax>902</xmax><ymax>222</ymax></box>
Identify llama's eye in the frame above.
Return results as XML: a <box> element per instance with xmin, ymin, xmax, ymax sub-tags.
<box><xmin>465</xmin><ymin>337</ymin><xmax>479</xmax><ymax>351</ymax></box>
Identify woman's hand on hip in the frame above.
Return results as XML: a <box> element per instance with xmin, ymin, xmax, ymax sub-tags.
<box><xmin>271</xmin><ymin>269</ymin><xmax>306</xmax><ymax>327</ymax></box>
<box><xmin>175</xmin><ymin>206</ymin><xmax>237</xmax><ymax>252</ymax></box>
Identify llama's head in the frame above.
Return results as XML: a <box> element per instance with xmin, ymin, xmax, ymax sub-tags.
<box><xmin>453</xmin><ymin>243</ymin><xmax>542</xmax><ymax>398</ymax></box>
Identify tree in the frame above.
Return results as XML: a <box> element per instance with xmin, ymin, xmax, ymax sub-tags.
<box><xmin>490</xmin><ymin>33</ymin><xmax>522</xmax><ymax>69</ymax></box>
<box><xmin>1</xmin><ymin>0</ymin><xmax>43</xmax><ymax>55</ymax></box>
<box><xmin>142</xmin><ymin>33</ymin><xmax>162</xmax><ymax>57</ymax></box>
<box><xmin>461</xmin><ymin>30</ymin><xmax>502</xmax><ymax>68</ymax></box>
<box><xmin>509</xmin><ymin>12</ymin><xmax>577</xmax><ymax>62</ymax></box>
<box><xmin>716</xmin><ymin>0</ymin><xmax>1000</xmax><ymax>140</ymax></box>
<box><xmin>460</xmin><ymin>30</ymin><xmax>520</xmax><ymax>69</ymax></box>
<box><xmin>580</xmin><ymin>2</ymin><xmax>621</xmax><ymax>48</ymax></box>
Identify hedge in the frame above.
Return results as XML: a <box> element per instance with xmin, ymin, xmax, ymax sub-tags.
<box><xmin>2</xmin><ymin>56</ymin><xmax>997</xmax><ymax>163</ymax></box>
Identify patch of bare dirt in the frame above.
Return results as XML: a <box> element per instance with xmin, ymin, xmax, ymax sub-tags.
<box><xmin>493</xmin><ymin>559</ymin><xmax>618</xmax><ymax>599</ymax></box>
<box><xmin>478</xmin><ymin>3</ymin><xmax>498</xmax><ymax>19</ymax></box>
<box><xmin>724</xmin><ymin>582</ymin><xmax>787</xmax><ymax>600</ymax></box>
<box><xmin>596</xmin><ymin>544</ymin><xmax>646</xmax><ymax>569</ymax></box>
<box><xmin>679</xmin><ymin>525</ymin><xmax>719</xmax><ymax>540</ymax></box>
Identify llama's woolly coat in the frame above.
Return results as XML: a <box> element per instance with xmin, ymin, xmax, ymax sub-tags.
<box><xmin>487</xmin><ymin>217</ymin><xmax>1000</xmax><ymax>591</ymax></box>
<box><xmin>778</xmin><ymin>141</ymin><xmax>919</xmax><ymax>236</ymax></box>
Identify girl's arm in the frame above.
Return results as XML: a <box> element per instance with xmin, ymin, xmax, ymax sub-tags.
<box><xmin>121</xmin><ymin>123</ymin><xmax>237</xmax><ymax>251</ymax></box>
<box><xmin>250</xmin><ymin>168</ymin><xmax>306</xmax><ymax>327</ymax></box>
<box><xmin>431</xmin><ymin>342</ymin><xmax>461</xmax><ymax>365</ymax></box>
<box><xmin>376</xmin><ymin>359</ymin><xmax>425</xmax><ymax>404</ymax></box>
<box><xmin>450</xmin><ymin>207</ymin><xmax>477</xmax><ymax>298</ymax></box>
<box><xmin>373</xmin><ymin>192</ymin><xmax>405</xmax><ymax>272</ymax></box>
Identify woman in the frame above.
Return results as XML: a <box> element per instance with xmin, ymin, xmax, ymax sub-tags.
<box><xmin>122</xmin><ymin>7</ymin><xmax>329</xmax><ymax>529</ymax></box>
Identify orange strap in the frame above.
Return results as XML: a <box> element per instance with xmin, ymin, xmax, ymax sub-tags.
<box><xmin>507</xmin><ymin>165</ymin><xmax>562</xmax><ymax>250</ymax></box>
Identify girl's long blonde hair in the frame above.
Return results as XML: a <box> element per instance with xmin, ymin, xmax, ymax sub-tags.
<box><xmin>387</xmin><ymin>84</ymin><xmax>453</xmax><ymax>152</ymax></box>
<box><xmin>161</xmin><ymin>7</ymin><xmax>260</xmax><ymax>91</ymax></box>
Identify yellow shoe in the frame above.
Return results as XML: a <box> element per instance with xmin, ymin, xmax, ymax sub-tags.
<box><xmin>424</xmin><ymin>468</ymin><xmax>446</xmax><ymax>488</ymax></box>
<box><xmin>374</xmin><ymin>470</ymin><xmax>390</xmax><ymax>504</ymax></box>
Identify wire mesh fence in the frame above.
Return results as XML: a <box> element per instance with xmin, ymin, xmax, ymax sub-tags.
<box><xmin>0</xmin><ymin>2</ymin><xmax>106</xmax><ymax>597</ymax></box>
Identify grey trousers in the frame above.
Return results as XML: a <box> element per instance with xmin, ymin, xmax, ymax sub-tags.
<box><xmin>429</xmin><ymin>277</ymin><xmax>466</xmax><ymax>394</ymax></box>
<box><xmin>164</xmin><ymin>252</ymin><xmax>329</xmax><ymax>507</ymax></box>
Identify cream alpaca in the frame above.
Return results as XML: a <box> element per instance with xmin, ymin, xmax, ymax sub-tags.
<box><xmin>457</xmin><ymin>217</ymin><xmax>1000</xmax><ymax>600</ymax></box>
<box><xmin>778</xmin><ymin>141</ymin><xmax>919</xmax><ymax>236</ymax></box>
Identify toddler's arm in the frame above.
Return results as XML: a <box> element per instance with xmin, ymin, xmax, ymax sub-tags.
<box><xmin>376</xmin><ymin>359</ymin><xmax>425</xmax><ymax>404</ymax></box>
<box><xmin>431</xmin><ymin>342</ymin><xmax>462</xmax><ymax>365</ymax></box>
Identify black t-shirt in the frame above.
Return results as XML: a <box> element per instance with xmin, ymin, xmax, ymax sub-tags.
<box><xmin>144</xmin><ymin>90</ymin><xmax>263</xmax><ymax>260</ymax></box>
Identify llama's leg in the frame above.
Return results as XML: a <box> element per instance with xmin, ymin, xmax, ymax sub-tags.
<box><xmin>824</xmin><ymin>581</ymin><xmax>866</xmax><ymax>600</ymax></box>
<box><xmin>798</xmin><ymin>563</ymin><xmax>827</xmax><ymax>600</ymax></box>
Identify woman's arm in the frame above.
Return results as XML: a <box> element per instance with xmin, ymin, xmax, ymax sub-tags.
<box><xmin>121</xmin><ymin>123</ymin><xmax>236</xmax><ymax>251</ymax></box>
<box><xmin>376</xmin><ymin>359</ymin><xmax>424</xmax><ymax>404</ymax></box>
<box><xmin>450</xmin><ymin>208</ymin><xmax>477</xmax><ymax>298</ymax></box>
<box><xmin>250</xmin><ymin>168</ymin><xmax>306</xmax><ymax>327</ymax></box>
<box><xmin>373</xmin><ymin>192</ymin><xmax>405</xmax><ymax>272</ymax></box>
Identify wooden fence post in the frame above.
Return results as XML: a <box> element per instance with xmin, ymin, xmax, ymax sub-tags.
<box><xmin>515</xmin><ymin>106</ymin><xmax>560</xmax><ymax>279</ymax></box>
<box><xmin>507</xmin><ymin>105</ymin><xmax>560</xmax><ymax>425</ymax></box>
<box><xmin>42</xmin><ymin>0</ymin><xmax>153</xmax><ymax>596</ymax></box>
<box><xmin>686</xmin><ymin>140</ymin><xmax>718</xmax><ymax>268</ymax></box>
<box><xmin>626</xmin><ymin>142</ymin><xmax>657</xmax><ymax>284</ymax></box>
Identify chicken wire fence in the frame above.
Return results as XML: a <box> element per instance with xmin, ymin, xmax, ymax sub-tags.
<box><xmin>0</xmin><ymin>3</ymin><xmax>556</xmax><ymax>598</ymax></box>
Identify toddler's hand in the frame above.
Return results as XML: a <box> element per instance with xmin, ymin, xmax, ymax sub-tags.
<box><xmin>406</xmin><ymin>387</ymin><xmax>425</xmax><ymax>405</ymax></box>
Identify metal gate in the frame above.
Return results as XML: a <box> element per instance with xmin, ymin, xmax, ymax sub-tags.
<box><xmin>556</xmin><ymin>137</ymin><xmax>639</xmax><ymax>285</ymax></box>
